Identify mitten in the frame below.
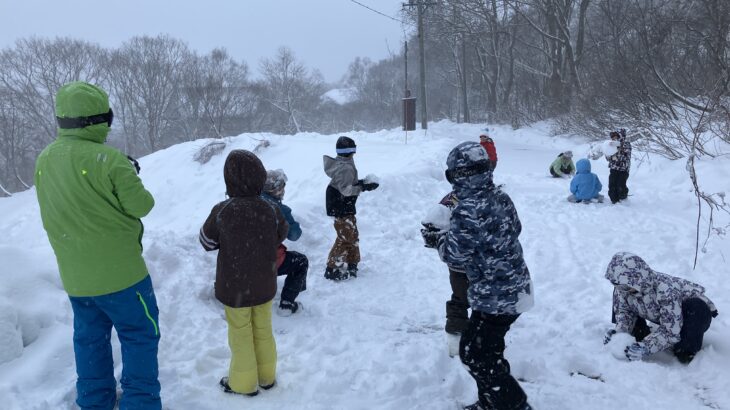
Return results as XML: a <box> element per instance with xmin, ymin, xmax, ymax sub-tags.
<box><xmin>624</xmin><ymin>343</ymin><xmax>648</xmax><ymax>361</ymax></box>
<box><xmin>363</xmin><ymin>182</ymin><xmax>379</xmax><ymax>191</ymax></box>
<box><xmin>603</xmin><ymin>329</ymin><xmax>617</xmax><ymax>345</ymax></box>
<box><xmin>127</xmin><ymin>155</ymin><xmax>141</xmax><ymax>174</ymax></box>
<box><xmin>420</xmin><ymin>225</ymin><xmax>444</xmax><ymax>249</ymax></box>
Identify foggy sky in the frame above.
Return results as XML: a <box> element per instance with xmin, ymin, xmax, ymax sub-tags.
<box><xmin>0</xmin><ymin>0</ymin><xmax>408</xmax><ymax>82</ymax></box>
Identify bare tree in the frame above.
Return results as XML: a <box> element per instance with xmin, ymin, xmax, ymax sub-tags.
<box><xmin>258</xmin><ymin>47</ymin><xmax>325</xmax><ymax>134</ymax></box>
<box><xmin>0</xmin><ymin>37</ymin><xmax>106</xmax><ymax>192</ymax></box>
<box><xmin>0</xmin><ymin>37</ymin><xmax>106</xmax><ymax>145</ymax></box>
<box><xmin>178</xmin><ymin>48</ymin><xmax>256</xmax><ymax>140</ymax></box>
<box><xmin>0</xmin><ymin>87</ymin><xmax>31</xmax><ymax>194</ymax></box>
<box><xmin>107</xmin><ymin>35</ymin><xmax>189</xmax><ymax>155</ymax></box>
<box><xmin>343</xmin><ymin>56</ymin><xmax>405</xmax><ymax>130</ymax></box>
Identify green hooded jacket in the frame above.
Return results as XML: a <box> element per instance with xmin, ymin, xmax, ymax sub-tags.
<box><xmin>35</xmin><ymin>81</ymin><xmax>155</xmax><ymax>297</ymax></box>
<box><xmin>550</xmin><ymin>155</ymin><xmax>575</xmax><ymax>177</ymax></box>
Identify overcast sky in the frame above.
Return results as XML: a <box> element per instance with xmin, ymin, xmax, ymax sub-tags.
<box><xmin>0</xmin><ymin>0</ymin><xmax>409</xmax><ymax>82</ymax></box>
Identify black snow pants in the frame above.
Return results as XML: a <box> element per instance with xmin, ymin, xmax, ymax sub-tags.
<box><xmin>445</xmin><ymin>268</ymin><xmax>469</xmax><ymax>335</ymax></box>
<box><xmin>278</xmin><ymin>251</ymin><xmax>308</xmax><ymax>303</ymax></box>
<box><xmin>460</xmin><ymin>312</ymin><xmax>529</xmax><ymax>410</ymax></box>
<box><xmin>612</xmin><ymin>296</ymin><xmax>713</xmax><ymax>361</ymax></box>
<box><xmin>608</xmin><ymin>169</ymin><xmax>629</xmax><ymax>203</ymax></box>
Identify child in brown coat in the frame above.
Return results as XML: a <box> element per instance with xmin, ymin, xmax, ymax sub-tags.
<box><xmin>199</xmin><ymin>150</ymin><xmax>288</xmax><ymax>396</ymax></box>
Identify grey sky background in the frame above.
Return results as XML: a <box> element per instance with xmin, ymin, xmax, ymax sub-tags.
<box><xmin>0</xmin><ymin>0</ymin><xmax>409</xmax><ymax>82</ymax></box>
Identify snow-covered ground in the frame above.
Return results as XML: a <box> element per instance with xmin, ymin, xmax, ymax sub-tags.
<box><xmin>1</xmin><ymin>121</ymin><xmax>728</xmax><ymax>410</ymax></box>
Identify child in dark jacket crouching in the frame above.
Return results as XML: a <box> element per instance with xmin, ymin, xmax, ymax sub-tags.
<box><xmin>262</xmin><ymin>169</ymin><xmax>309</xmax><ymax>315</ymax></box>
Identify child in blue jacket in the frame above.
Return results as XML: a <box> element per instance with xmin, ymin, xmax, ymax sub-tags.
<box><xmin>262</xmin><ymin>169</ymin><xmax>308</xmax><ymax>315</ymax></box>
<box><xmin>568</xmin><ymin>158</ymin><xmax>604</xmax><ymax>203</ymax></box>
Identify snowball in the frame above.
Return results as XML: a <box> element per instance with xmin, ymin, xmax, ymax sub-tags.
<box><xmin>604</xmin><ymin>332</ymin><xmax>635</xmax><ymax>361</ymax></box>
<box><xmin>0</xmin><ymin>306</ymin><xmax>24</xmax><ymax>365</ymax></box>
<box><xmin>422</xmin><ymin>204</ymin><xmax>451</xmax><ymax>232</ymax></box>
<box><xmin>363</xmin><ymin>174</ymin><xmax>380</xmax><ymax>184</ymax></box>
<box><xmin>602</xmin><ymin>140</ymin><xmax>619</xmax><ymax>157</ymax></box>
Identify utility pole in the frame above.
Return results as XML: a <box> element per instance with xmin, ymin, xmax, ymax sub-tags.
<box><xmin>404</xmin><ymin>40</ymin><xmax>408</xmax><ymax>95</ymax></box>
<box><xmin>403</xmin><ymin>1</ymin><xmax>437</xmax><ymax>130</ymax></box>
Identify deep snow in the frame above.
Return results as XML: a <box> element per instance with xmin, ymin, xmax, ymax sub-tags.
<box><xmin>0</xmin><ymin>121</ymin><xmax>728</xmax><ymax>410</ymax></box>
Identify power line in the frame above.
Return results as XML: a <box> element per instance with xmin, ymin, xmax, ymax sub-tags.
<box><xmin>348</xmin><ymin>0</ymin><xmax>405</xmax><ymax>24</ymax></box>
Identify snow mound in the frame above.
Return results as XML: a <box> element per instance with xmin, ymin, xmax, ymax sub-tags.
<box><xmin>0</xmin><ymin>306</ymin><xmax>23</xmax><ymax>365</ymax></box>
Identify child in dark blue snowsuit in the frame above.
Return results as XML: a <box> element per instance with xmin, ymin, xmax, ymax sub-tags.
<box><xmin>437</xmin><ymin>142</ymin><xmax>534</xmax><ymax>410</ymax></box>
<box><xmin>262</xmin><ymin>169</ymin><xmax>309</xmax><ymax>315</ymax></box>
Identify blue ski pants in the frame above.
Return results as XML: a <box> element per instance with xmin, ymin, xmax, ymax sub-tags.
<box><xmin>69</xmin><ymin>275</ymin><xmax>161</xmax><ymax>410</ymax></box>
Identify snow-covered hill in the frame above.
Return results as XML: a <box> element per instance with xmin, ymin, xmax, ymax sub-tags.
<box><xmin>1</xmin><ymin>121</ymin><xmax>728</xmax><ymax>409</ymax></box>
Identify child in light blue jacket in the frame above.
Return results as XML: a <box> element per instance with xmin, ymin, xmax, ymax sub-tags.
<box><xmin>569</xmin><ymin>158</ymin><xmax>603</xmax><ymax>203</ymax></box>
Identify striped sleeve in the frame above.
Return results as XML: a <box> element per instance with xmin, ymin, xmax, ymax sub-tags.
<box><xmin>199</xmin><ymin>226</ymin><xmax>219</xmax><ymax>251</ymax></box>
<box><xmin>199</xmin><ymin>203</ymin><xmax>222</xmax><ymax>251</ymax></box>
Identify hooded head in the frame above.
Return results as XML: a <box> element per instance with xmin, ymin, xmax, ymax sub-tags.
<box><xmin>605</xmin><ymin>252</ymin><xmax>656</xmax><ymax>293</ymax></box>
<box><xmin>224</xmin><ymin>150</ymin><xmax>266</xmax><ymax>198</ymax></box>
<box><xmin>263</xmin><ymin>169</ymin><xmax>287</xmax><ymax>200</ymax></box>
<box><xmin>336</xmin><ymin>136</ymin><xmax>356</xmax><ymax>157</ymax></box>
<box><xmin>55</xmin><ymin>81</ymin><xmax>112</xmax><ymax>143</ymax></box>
<box><xmin>575</xmin><ymin>158</ymin><xmax>591</xmax><ymax>174</ymax></box>
<box><xmin>610</xmin><ymin>130</ymin><xmax>625</xmax><ymax>141</ymax></box>
<box><xmin>445</xmin><ymin>141</ymin><xmax>493</xmax><ymax>189</ymax></box>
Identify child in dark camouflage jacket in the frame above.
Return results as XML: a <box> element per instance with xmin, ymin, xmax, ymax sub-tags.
<box><xmin>437</xmin><ymin>141</ymin><xmax>534</xmax><ymax>410</ymax></box>
<box><xmin>606</xmin><ymin>129</ymin><xmax>631</xmax><ymax>203</ymax></box>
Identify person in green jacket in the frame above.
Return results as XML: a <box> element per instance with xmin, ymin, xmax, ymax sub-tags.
<box><xmin>549</xmin><ymin>150</ymin><xmax>576</xmax><ymax>178</ymax></box>
<box><xmin>35</xmin><ymin>81</ymin><xmax>161</xmax><ymax>410</ymax></box>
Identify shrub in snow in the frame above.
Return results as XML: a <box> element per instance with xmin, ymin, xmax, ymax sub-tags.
<box><xmin>193</xmin><ymin>141</ymin><xmax>227</xmax><ymax>164</ymax></box>
<box><xmin>0</xmin><ymin>305</ymin><xmax>24</xmax><ymax>365</ymax></box>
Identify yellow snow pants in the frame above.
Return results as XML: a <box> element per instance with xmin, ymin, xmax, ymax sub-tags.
<box><xmin>224</xmin><ymin>301</ymin><xmax>277</xmax><ymax>394</ymax></box>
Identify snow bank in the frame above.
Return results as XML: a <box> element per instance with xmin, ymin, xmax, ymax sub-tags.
<box><xmin>0</xmin><ymin>121</ymin><xmax>728</xmax><ymax>409</ymax></box>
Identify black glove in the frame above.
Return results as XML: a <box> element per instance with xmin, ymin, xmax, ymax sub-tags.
<box><xmin>127</xmin><ymin>155</ymin><xmax>141</xmax><ymax>174</ymax></box>
<box><xmin>712</xmin><ymin>310</ymin><xmax>719</xmax><ymax>318</ymax></box>
<box><xmin>420</xmin><ymin>223</ymin><xmax>445</xmax><ymax>249</ymax></box>
<box><xmin>358</xmin><ymin>179</ymin><xmax>379</xmax><ymax>191</ymax></box>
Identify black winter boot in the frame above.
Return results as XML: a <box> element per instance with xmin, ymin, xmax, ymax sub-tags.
<box><xmin>324</xmin><ymin>267</ymin><xmax>348</xmax><ymax>281</ymax></box>
<box><xmin>347</xmin><ymin>263</ymin><xmax>358</xmax><ymax>278</ymax></box>
<box><xmin>219</xmin><ymin>377</ymin><xmax>258</xmax><ymax>397</ymax></box>
<box><xmin>464</xmin><ymin>400</ymin><xmax>532</xmax><ymax>410</ymax></box>
<box><xmin>674</xmin><ymin>349</ymin><xmax>696</xmax><ymax>364</ymax></box>
<box><xmin>278</xmin><ymin>300</ymin><xmax>300</xmax><ymax>316</ymax></box>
